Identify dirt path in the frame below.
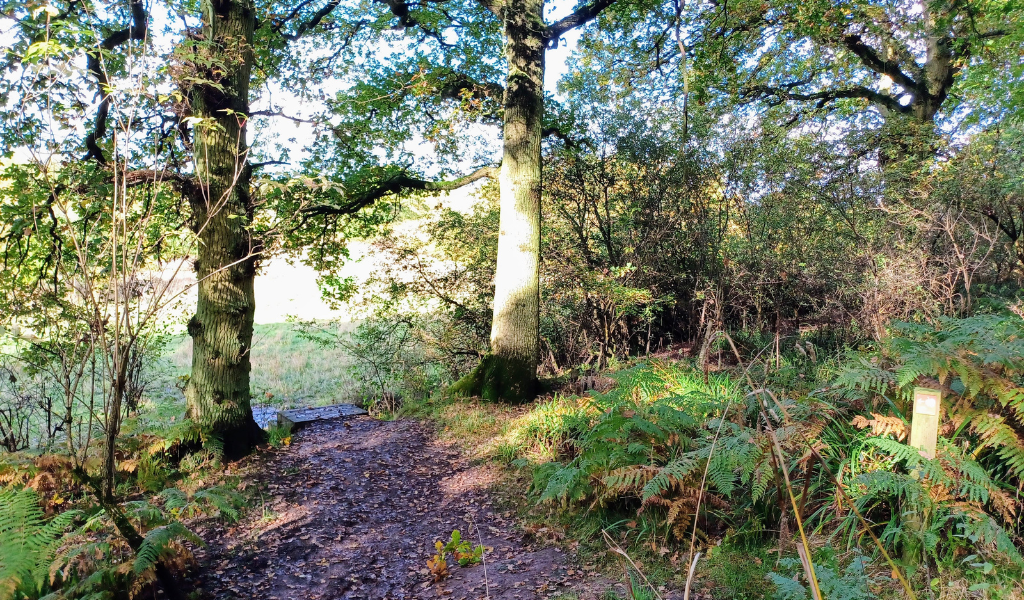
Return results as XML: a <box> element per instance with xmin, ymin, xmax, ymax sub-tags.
<box><xmin>192</xmin><ymin>416</ymin><xmax>616</xmax><ymax>600</ymax></box>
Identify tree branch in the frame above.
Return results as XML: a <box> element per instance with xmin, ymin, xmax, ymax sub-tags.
<box><xmin>977</xmin><ymin>29</ymin><xmax>1007</xmax><ymax>39</ymax></box>
<box><xmin>543</xmin><ymin>126</ymin><xmax>589</xmax><ymax>150</ymax></box>
<box><xmin>365</xmin><ymin>0</ymin><xmax>457</xmax><ymax>46</ymax></box>
<box><xmin>274</xmin><ymin>0</ymin><xmax>343</xmax><ymax>41</ymax></box>
<box><xmin>841</xmin><ymin>34</ymin><xmax>922</xmax><ymax>96</ymax></box>
<box><xmin>375</xmin><ymin>0</ymin><xmax>421</xmax><ymax>28</ymax></box>
<box><xmin>979</xmin><ymin>208</ymin><xmax>1020</xmax><ymax>243</ymax></box>
<box><xmin>300</xmin><ymin>164</ymin><xmax>498</xmax><ymax>218</ymax></box>
<box><xmin>436</xmin><ymin>72</ymin><xmax>505</xmax><ymax>103</ymax></box>
<box><xmin>121</xmin><ymin>169</ymin><xmax>202</xmax><ymax>198</ymax></box>
<box><xmin>251</xmin><ymin>109</ymin><xmax>318</xmax><ymax>124</ymax></box>
<box><xmin>741</xmin><ymin>83</ymin><xmax>912</xmax><ymax>115</ymax></box>
<box><xmin>271</xmin><ymin>0</ymin><xmax>318</xmax><ymax>32</ymax></box>
<box><xmin>83</xmin><ymin>0</ymin><xmax>148</xmax><ymax>164</ymax></box>
<box><xmin>547</xmin><ymin>0</ymin><xmax>618</xmax><ymax>43</ymax></box>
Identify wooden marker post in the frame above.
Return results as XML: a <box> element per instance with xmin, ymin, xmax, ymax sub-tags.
<box><xmin>910</xmin><ymin>387</ymin><xmax>941</xmax><ymax>459</ymax></box>
<box><xmin>905</xmin><ymin>387</ymin><xmax>942</xmax><ymax>564</ymax></box>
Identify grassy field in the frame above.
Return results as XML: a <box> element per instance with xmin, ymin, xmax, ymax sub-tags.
<box><xmin>147</xmin><ymin>322</ymin><xmax>359</xmax><ymax>416</ymax></box>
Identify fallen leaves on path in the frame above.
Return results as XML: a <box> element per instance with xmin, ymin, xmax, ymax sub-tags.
<box><xmin>192</xmin><ymin>417</ymin><xmax>612</xmax><ymax>600</ymax></box>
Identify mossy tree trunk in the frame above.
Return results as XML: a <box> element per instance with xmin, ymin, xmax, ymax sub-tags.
<box><xmin>184</xmin><ymin>0</ymin><xmax>262</xmax><ymax>458</ymax></box>
<box><xmin>453</xmin><ymin>0</ymin><xmax>544</xmax><ymax>403</ymax></box>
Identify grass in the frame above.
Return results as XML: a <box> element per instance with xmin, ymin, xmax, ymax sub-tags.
<box><xmin>147</xmin><ymin>321</ymin><xmax>359</xmax><ymax>414</ymax></box>
<box><xmin>397</xmin><ymin>391</ymin><xmax>593</xmax><ymax>466</ymax></box>
<box><xmin>697</xmin><ymin>543</ymin><xmax>773</xmax><ymax>600</ymax></box>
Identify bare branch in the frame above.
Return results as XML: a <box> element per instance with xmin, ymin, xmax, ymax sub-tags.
<box><xmin>83</xmin><ymin>0</ymin><xmax>148</xmax><ymax>164</ymax></box>
<box><xmin>436</xmin><ymin>72</ymin><xmax>505</xmax><ymax>102</ymax></box>
<box><xmin>741</xmin><ymin>82</ymin><xmax>911</xmax><ymax>115</ymax></box>
<box><xmin>121</xmin><ymin>169</ymin><xmax>202</xmax><ymax>198</ymax></box>
<box><xmin>841</xmin><ymin>34</ymin><xmax>922</xmax><ymax>96</ymax></box>
<box><xmin>250</xmin><ymin>109</ymin><xmax>318</xmax><ymax>124</ymax></box>
<box><xmin>547</xmin><ymin>0</ymin><xmax>618</xmax><ymax>43</ymax></box>
<box><xmin>542</xmin><ymin>126</ymin><xmax>590</xmax><ymax>150</ymax></box>
<box><xmin>370</xmin><ymin>0</ymin><xmax>457</xmax><ymax>47</ymax></box>
<box><xmin>274</xmin><ymin>0</ymin><xmax>343</xmax><ymax>41</ymax></box>
<box><xmin>300</xmin><ymin>164</ymin><xmax>498</xmax><ymax>218</ymax></box>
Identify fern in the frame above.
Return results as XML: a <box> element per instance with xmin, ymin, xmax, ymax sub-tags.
<box><xmin>769</xmin><ymin>553</ymin><xmax>878</xmax><ymax>600</ymax></box>
<box><xmin>842</xmin><ymin>433</ymin><xmax>1023</xmax><ymax>568</ymax></box>
<box><xmin>0</xmin><ymin>489</ymin><xmax>78</xmax><ymax>600</ymax></box>
<box><xmin>530</xmin><ymin>361</ymin><xmax>798</xmax><ymax>541</ymax></box>
<box><xmin>124</xmin><ymin>499</ymin><xmax>165</xmax><ymax>528</ymax></box>
<box><xmin>132</xmin><ymin>522</ymin><xmax>202</xmax><ymax>575</ymax></box>
<box><xmin>957</xmin><ymin>515</ymin><xmax>1024</xmax><ymax>568</ymax></box>
<box><xmin>639</xmin><ymin>456</ymin><xmax>700</xmax><ymax>500</ymax></box>
<box><xmin>158</xmin><ymin>488</ymin><xmax>189</xmax><ymax>514</ymax></box>
<box><xmin>537</xmin><ymin>463</ymin><xmax>586</xmax><ymax>504</ymax></box>
<box><xmin>834</xmin><ymin>313</ymin><xmax>1024</xmax><ymax>530</ymax></box>
<box><xmin>157</xmin><ymin>485</ymin><xmax>243</xmax><ymax>522</ymax></box>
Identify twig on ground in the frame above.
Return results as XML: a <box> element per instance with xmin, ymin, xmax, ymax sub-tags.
<box><xmin>683</xmin><ymin>551</ymin><xmax>701</xmax><ymax>600</ymax></box>
<box><xmin>601</xmin><ymin>529</ymin><xmax>664</xmax><ymax>600</ymax></box>
<box><xmin>472</xmin><ymin>516</ymin><xmax>490</xmax><ymax>600</ymax></box>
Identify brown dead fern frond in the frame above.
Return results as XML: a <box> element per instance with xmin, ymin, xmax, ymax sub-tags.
<box><xmin>852</xmin><ymin>413</ymin><xmax>909</xmax><ymax>441</ymax></box>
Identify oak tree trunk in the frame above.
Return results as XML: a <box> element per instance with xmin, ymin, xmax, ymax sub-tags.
<box><xmin>451</xmin><ymin>0</ymin><xmax>544</xmax><ymax>402</ymax></box>
<box><xmin>184</xmin><ymin>0</ymin><xmax>262</xmax><ymax>458</ymax></box>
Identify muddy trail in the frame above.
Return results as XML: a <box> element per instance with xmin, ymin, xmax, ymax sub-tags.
<box><xmin>191</xmin><ymin>416</ymin><xmax>624</xmax><ymax>600</ymax></box>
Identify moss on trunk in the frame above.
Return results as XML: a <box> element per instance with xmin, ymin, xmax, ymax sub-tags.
<box><xmin>449</xmin><ymin>353</ymin><xmax>537</xmax><ymax>403</ymax></box>
<box><xmin>457</xmin><ymin>0</ymin><xmax>545</xmax><ymax>402</ymax></box>
<box><xmin>183</xmin><ymin>0</ymin><xmax>262</xmax><ymax>459</ymax></box>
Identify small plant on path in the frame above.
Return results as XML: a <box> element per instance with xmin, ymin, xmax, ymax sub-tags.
<box><xmin>445</xmin><ymin>529</ymin><xmax>485</xmax><ymax>566</ymax></box>
<box><xmin>427</xmin><ymin>529</ymin><xmax>486</xmax><ymax>581</ymax></box>
<box><xmin>427</xmin><ymin>540</ymin><xmax>450</xmax><ymax>582</ymax></box>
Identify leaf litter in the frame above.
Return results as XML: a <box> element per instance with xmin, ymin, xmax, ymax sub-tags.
<box><xmin>191</xmin><ymin>417</ymin><xmax>619</xmax><ymax>599</ymax></box>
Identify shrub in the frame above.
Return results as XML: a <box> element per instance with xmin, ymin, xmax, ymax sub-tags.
<box><xmin>529</xmin><ymin>362</ymin><xmax>817</xmax><ymax>541</ymax></box>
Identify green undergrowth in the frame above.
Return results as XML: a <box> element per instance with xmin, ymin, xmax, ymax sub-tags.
<box><xmin>1</xmin><ymin>373</ymin><xmax>266</xmax><ymax>600</ymax></box>
<box><xmin>405</xmin><ymin>314</ymin><xmax>1024</xmax><ymax>599</ymax></box>
<box><xmin>0</xmin><ymin>433</ymin><xmax>249</xmax><ymax>600</ymax></box>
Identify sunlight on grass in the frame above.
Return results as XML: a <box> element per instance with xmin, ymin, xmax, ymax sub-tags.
<box><xmin>148</xmin><ymin>322</ymin><xmax>359</xmax><ymax>412</ymax></box>
<box><xmin>402</xmin><ymin>359</ymin><xmax>734</xmax><ymax>466</ymax></box>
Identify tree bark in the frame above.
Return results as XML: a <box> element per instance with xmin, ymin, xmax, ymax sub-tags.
<box><xmin>184</xmin><ymin>0</ymin><xmax>262</xmax><ymax>459</ymax></box>
<box><xmin>875</xmin><ymin>6</ymin><xmax>951</xmax><ymax>167</ymax></box>
<box><xmin>102</xmin><ymin>357</ymin><xmax>129</xmax><ymax>502</ymax></box>
<box><xmin>452</xmin><ymin>0</ymin><xmax>544</xmax><ymax>402</ymax></box>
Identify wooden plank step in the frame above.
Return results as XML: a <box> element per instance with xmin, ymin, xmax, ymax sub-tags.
<box><xmin>277</xmin><ymin>404</ymin><xmax>367</xmax><ymax>430</ymax></box>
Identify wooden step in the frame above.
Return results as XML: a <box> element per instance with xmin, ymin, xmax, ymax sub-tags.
<box><xmin>277</xmin><ymin>404</ymin><xmax>367</xmax><ymax>430</ymax></box>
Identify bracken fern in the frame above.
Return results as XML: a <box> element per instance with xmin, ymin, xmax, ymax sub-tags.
<box><xmin>0</xmin><ymin>488</ymin><xmax>78</xmax><ymax>600</ymax></box>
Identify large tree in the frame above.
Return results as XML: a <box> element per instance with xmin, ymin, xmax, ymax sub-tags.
<box><xmin>561</xmin><ymin>0</ymin><xmax>1021</xmax><ymax>140</ymax></box>
<box><xmin>179</xmin><ymin>0</ymin><xmax>263</xmax><ymax>458</ymax></box>
<box><xmin>0</xmin><ymin>0</ymin><xmax>397</xmax><ymax>457</ymax></box>
<box><xmin>718</xmin><ymin>0</ymin><xmax>1015</xmax><ymax>123</ymax></box>
<box><xmin>288</xmin><ymin>0</ymin><xmax>624</xmax><ymax>402</ymax></box>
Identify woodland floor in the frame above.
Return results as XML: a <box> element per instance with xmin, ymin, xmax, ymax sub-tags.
<box><xmin>190</xmin><ymin>416</ymin><xmax>639</xmax><ymax>600</ymax></box>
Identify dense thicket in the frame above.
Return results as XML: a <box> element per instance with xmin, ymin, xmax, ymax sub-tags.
<box><xmin>351</xmin><ymin>108</ymin><xmax>1024</xmax><ymax>382</ymax></box>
